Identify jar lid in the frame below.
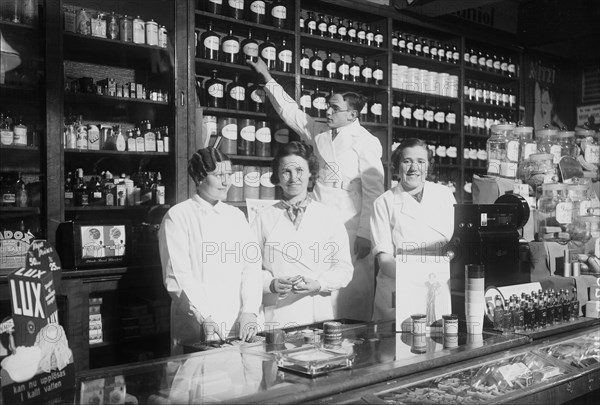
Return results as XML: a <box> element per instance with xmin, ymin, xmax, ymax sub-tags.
<box><xmin>442</xmin><ymin>314</ymin><xmax>458</xmax><ymax>320</ymax></box>
<box><xmin>514</xmin><ymin>126</ymin><xmax>533</xmax><ymax>134</ymax></box>
<box><xmin>529</xmin><ymin>153</ymin><xmax>553</xmax><ymax>161</ymax></box>
<box><xmin>575</xmin><ymin>127</ymin><xmax>596</xmax><ymax>136</ymax></box>
<box><xmin>536</xmin><ymin>128</ymin><xmax>559</xmax><ymax>136</ymax></box>
<box><xmin>567</xmin><ymin>184</ymin><xmax>588</xmax><ymax>191</ymax></box>
<box><xmin>491</xmin><ymin>123</ymin><xmax>516</xmax><ymax>132</ymax></box>
<box><xmin>542</xmin><ymin>182</ymin><xmax>566</xmax><ymax>191</ymax></box>
<box><xmin>558</xmin><ymin>131</ymin><xmax>575</xmax><ymax>138</ymax></box>
<box><xmin>411</xmin><ymin>313</ymin><xmax>426</xmax><ymax>319</ymax></box>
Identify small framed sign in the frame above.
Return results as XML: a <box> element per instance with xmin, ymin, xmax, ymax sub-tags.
<box><xmin>56</xmin><ymin>221</ymin><xmax>131</xmax><ymax>270</ymax></box>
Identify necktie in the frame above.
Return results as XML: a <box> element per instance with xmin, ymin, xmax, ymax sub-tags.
<box><xmin>281</xmin><ymin>197</ymin><xmax>310</xmax><ymax>229</ymax></box>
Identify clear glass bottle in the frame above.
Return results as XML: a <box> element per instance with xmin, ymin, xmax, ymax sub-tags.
<box><xmin>567</xmin><ymin>184</ymin><xmax>593</xmax><ymax>243</ymax></box>
<box><xmin>536</xmin><ymin>127</ymin><xmax>561</xmax><ymax>164</ymax></box>
<box><xmin>486</xmin><ymin>123</ymin><xmax>511</xmax><ymax>177</ymax></box>
<box><xmin>536</xmin><ymin>183</ymin><xmax>572</xmax><ymax>244</ymax></box>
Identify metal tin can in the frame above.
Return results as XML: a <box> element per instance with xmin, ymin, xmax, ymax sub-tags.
<box><xmin>76</xmin><ymin>8</ymin><xmax>91</xmax><ymax>35</ymax></box>
<box><xmin>411</xmin><ymin>314</ymin><xmax>427</xmax><ymax>335</ymax></box>
<box><xmin>158</xmin><ymin>26</ymin><xmax>168</xmax><ymax>48</ymax></box>
<box><xmin>442</xmin><ymin>314</ymin><xmax>458</xmax><ymax>336</ymax></box>
<box><xmin>132</xmin><ymin>16</ymin><xmax>145</xmax><ymax>44</ymax></box>
<box><xmin>120</xmin><ymin>15</ymin><xmax>133</xmax><ymax>42</ymax></box>
<box><xmin>145</xmin><ymin>19</ymin><xmax>159</xmax><ymax>46</ymax></box>
<box><xmin>323</xmin><ymin>321</ymin><xmax>342</xmax><ymax>348</ymax></box>
<box><xmin>107</xmin><ymin>13</ymin><xmax>119</xmax><ymax>40</ymax></box>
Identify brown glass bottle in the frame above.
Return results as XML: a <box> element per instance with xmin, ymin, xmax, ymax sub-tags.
<box><xmin>205</xmin><ymin>70</ymin><xmax>224</xmax><ymax>108</ymax></box>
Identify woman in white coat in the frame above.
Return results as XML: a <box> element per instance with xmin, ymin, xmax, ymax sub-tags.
<box><xmin>370</xmin><ymin>138</ymin><xmax>456</xmax><ymax>321</ymax></box>
<box><xmin>159</xmin><ymin>147</ymin><xmax>262</xmax><ymax>354</ymax></box>
<box><xmin>252</xmin><ymin>142</ymin><xmax>353</xmax><ymax>329</ymax></box>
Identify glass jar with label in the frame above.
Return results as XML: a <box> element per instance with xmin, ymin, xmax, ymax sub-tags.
<box><xmin>536</xmin><ymin>183</ymin><xmax>572</xmax><ymax>244</ymax></box>
<box><xmin>585</xmin><ymin>133</ymin><xmax>600</xmax><ymax>168</ymax></box>
<box><xmin>536</xmin><ymin>126</ymin><xmax>560</xmax><ymax>164</ymax></box>
<box><xmin>574</xmin><ymin>126</ymin><xmax>596</xmax><ymax>156</ymax></box>
<box><xmin>515</xmin><ymin>126</ymin><xmax>535</xmax><ymax>160</ymax></box>
<box><xmin>558</xmin><ymin>129</ymin><xmax>577</xmax><ymax>159</ymax></box>
<box><xmin>520</xmin><ymin>153</ymin><xmax>556</xmax><ymax>189</ymax></box>
<box><xmin>487</xmin><ymin>123</ymin><xmax>515</xmax><ymax>177</ymax></box>
<box><xmin>503</xmin><ymin>123</ymin><xmax>519</xmax><ymax>179</ymax></box>
<box><xmin>567</xmin><ymin>184</ymin><xmax>593</xmax><ymax>243</ymax></box>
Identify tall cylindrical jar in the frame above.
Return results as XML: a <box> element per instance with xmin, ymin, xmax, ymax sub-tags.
<box><xmin>259</xmin><ymin>166</ymin><xmax>276</xmax><ymax>199</ymax></box>
<box><xmin>486</xmin><ymin>123</ymin><xmax>510</xmax><ymax>177</ymax></box>
<box><xmin>227</xmin><ymin>165</ymin><xmax>244</xmax><ymax>202</ymax></box>
<box><xmin>218</xmin><ymin>117</ymin><xmax>237</xmax><ymax>155</ymax></box>
<box><xmin>132</xmin><ymin>16</ymin><xmax>145</xmax><ymax>44</ymax></box>
<box><xmin>536</xmin><ymin>127</ymin><xmax>560</xmax><ymax>164</ymax></box>
<box><xmin>238</xmin><ymin>119</ymin><xmax>255</xmax><ymax>156</ymax></box>
<box><xmin>558</xmin><ymin>130</ymin><xmax>577</xmax><ymax>159</ymax></box>
<box><xmin>567</xmin><ymin>184</ymin><xmax>592</xmax><ymax>243</ymax></box>
<box><xmin>255</xmin><ymin>121</ymin><xmax>271</xmax><ymax>157</ymax></box>
<box><xmin>243</xmin><ymin>166</ymin><xmax>260</xmax><ymax>199</ymax></box>
<box><xmin>516</xmin><ymin>126</ymin><xmax>536</xmax><ymax>160</ymax></box>
<box><xmin>536</xmin><ymin>183</ymin><xmax>572</xmax><ymax>244</ymax></box>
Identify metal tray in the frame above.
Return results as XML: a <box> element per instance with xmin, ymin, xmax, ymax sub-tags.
<box><xmin>275</xmin><ymin>345</ymin><xmax>355</xmax><ymax>377</ymax></box>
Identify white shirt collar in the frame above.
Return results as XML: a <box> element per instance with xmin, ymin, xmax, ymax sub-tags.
<box><xmin>192</xmin><ymin>194</ymin><xmax>227</xmax><ymax>213</ymax></box>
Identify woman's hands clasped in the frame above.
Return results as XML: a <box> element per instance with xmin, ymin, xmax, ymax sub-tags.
<box><xmin>270</xmin><ymin>275</ymin><xmax>321</xmax><ymax>297</ymax></box>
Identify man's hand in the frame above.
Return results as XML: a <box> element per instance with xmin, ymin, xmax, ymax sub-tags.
<box><xmin>354</xmin><ymin>236</ymin><xmax>371</xmax><ymax>260</ymax></box>
<box><xmin>291</xmin><ymin>277</ymin><xmax>321</xmax><ymax>295</ymax></box>
<box><xmin>246</xmin><ymin>57</ymin><xmax>273</xmax><ymax>83</ymax></box>
<box><xmin>270</xmin><ymin>277</ymin><xmax>294</xmax><ymax>297</ymax></box>
<box><xmin>237</xmin><ymin>312</ymin><xmax>258</xmax><ymax>342</ymax></box>
<box><xmin>201</xmin><ymin>316</ymin><xmax>224</xmax><ymax>342</ymax></box>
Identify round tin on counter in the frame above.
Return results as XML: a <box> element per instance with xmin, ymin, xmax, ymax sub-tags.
<box><xmin>443</xmin><ymin>334</ymin><xmax>458</xmax><ymax>349</ymax></box>
<box><xmin>411</xmin><ymin>314</ymin><xmax>427</xmax><ymax>335</ymax></box>
<box><xmin>322</xmin><ymin>321</ymin><xmax>342</xmax><ymax>347</ymax></box>
<box><xmin>218</xmin><ymin>117</ymin><xmax>237</xmax><ymax>155</ymax></box>
<box><xmin>301</xmin><ymin>329</ymin><xmax>322</xmax><ymax>344</ymax></box>
<box><xmin>227</xmin><ymin>165</ymin><xmax>244</xmax><ymax>202</ymax></box>
<box><xmin>442</xmin><ymin>314</ymin><xmax>458</xmax><ymax>336</ymax></box>
<box><xmin>255</xmin><ymin>121</ymin><xmax>272</xmax><ymax>157</ymax></box>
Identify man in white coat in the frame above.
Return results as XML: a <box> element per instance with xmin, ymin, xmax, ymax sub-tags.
<box><xmin>248</xmin><ymin>58</ymin><xmax>385</xmax><ymax>321</ymax></box>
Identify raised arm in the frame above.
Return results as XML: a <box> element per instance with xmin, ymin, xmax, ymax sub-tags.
<box><xmin>247</xmin><ymin>58</ymin><xmax>326</xmax><ymax>144</ymax></box>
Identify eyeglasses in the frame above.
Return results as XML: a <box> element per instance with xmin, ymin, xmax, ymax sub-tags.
<box><xmin>326</xmin><ymin>104</ymin><xmax>349</xmax><ymax>114</ymax></box>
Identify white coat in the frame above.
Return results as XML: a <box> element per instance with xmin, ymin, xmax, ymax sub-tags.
<box><xmin>264</xmin><ymin>79</ymin><xmax>385</xmax><ymax>321</ymax></box>
<box><xmin>370</xmin><ymin>181</ymin><xmax>456</xmax><ymax>321</ymax></box>
<box><xmin>159</xmin><ymin>195</ymin><xmax>262</xmax><ymax>354</ymax></box>
<box><xmin>252</xmin><ymin>200</ymin><xmax>353</xmax><ymax>328</ymax></box>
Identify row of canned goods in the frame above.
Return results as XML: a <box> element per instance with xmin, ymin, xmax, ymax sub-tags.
<box><xmin>63</xmin><ymin>6</ymin><xmax>168</xmax><ymax>48</ymax></box>
<box><xmin>204</xmin><ymin>116</ymin><xmax>293</xmax><ymax>158</ymax></box>
<box><xmin>227</xmin><ymin>165</ymin><xmax>277</xmax><ymax>202</ymax></box>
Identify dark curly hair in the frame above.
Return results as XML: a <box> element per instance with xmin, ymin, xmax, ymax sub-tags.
<box><xmin>270</xmin><ymin>141</ymin><xmax>319</xmax><ymax>185</ymax></box>
<box><xmin>390</xmin><ymin>138</ymin><xmax>433</xmax><ymax>175</ymax></box>
<box><xmin>187</xmin><ymin>147</ymin><xmax>230</xmax><ymax>185</ymax></box>
<box><xmin>340</xmin><ymin>92</ymin><xmax>366</xmax><ymax>114</ymax></box>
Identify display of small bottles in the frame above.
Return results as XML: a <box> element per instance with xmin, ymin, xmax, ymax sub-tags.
<box><xmin>65</xmin><ymin>169</ymin><xmax>166</xmax><ymax>207</ymax></box>
<box><xmin>1</xmin><ymin>111</ymin><xmax>38</xmax><ymax>147</ymax></box>
<box><xmin>198</xmin><ymin>0</ymin><xmax>291</xmax><ymax>29</ymax></box>
<box><xmin>196</xmin><ymin>25</ymin><xmax>294</xmax><ymax>73</ymax></box>
<box><xmin>65</xmin><ymin>77</ymin><xmax>170</xmax><ymax>103</ymax></box>
<box><xmin>464</xmin><ymin>46</ymin><xmax>518</xmax><ymax>78</ymax></box>
<box><xmin>199</xmin><ymin>70</ymin><xmax>266</xmax><ymax>112</ymax></box>
<box><xmin>392</xmin><ymin>32</ymin><xmax>459</xmax><ymax>64</ymax></box>
<box><xmin>462</xmin><ymin>139</ymin><xmax>487</xmax><ymax>168</ymax></box>
<box><xmin>300</xmin><ymin>49</ymin><xmax>385</xmax><ymax>85</ymax></box>
<box><xmin>0</xmin><ymin>172</ymin><xmax>39</xmax><ymax>207</ymax></box>
<box><xmin>392</xmin><ymin>99</ymin><xmax>456</xmax><ymax>132</ymax></box>
<box><xmin>464</xmin><ymin>109</ymin><xmax>516</xmax><ymax>136</ymax></box>
<box><xmin>64</xmin><ymin>115</ymin><xmax>170</xmax><ymax>153</ymax></box>
<box><xmin>301</xmin><ymin>12</ymin><xmax>385</xmax><ymax>48</ymax></box>
<box><xmin>492</xmin><ymin>288</ymin><xmax>580</xmax><ymax>333</ymax></box>
<box><xmin>63</xmin><ymin>6</ymin><xmax>168</xmax><ymax>48</ymax></box>
<box><xmin>464</xmin><ymin>79</ymin><xmax>516</xmax><ymax>108</ymax></box>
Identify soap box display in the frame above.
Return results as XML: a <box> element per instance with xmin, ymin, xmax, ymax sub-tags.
<box><xmin>1</xmin><ymin>240</ymin><xmax>75</xmax><ymax>404</ymax></box>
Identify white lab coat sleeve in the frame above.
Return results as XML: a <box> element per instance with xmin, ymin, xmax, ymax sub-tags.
<box><xmin>237</xmin><ymin>211</ymin><xmax>262</xmax><ymax>315</ymax></box>
<box><xmin>356</xmin><ymin>134</ymin><xmax>385</xmax><ymax>240</ymax></box>
<box><xmin>263</xmin><ymin>79</ymin><xmax>327</xmax><ymax>146</ymax></box>
<box><xmin>250</xmin><ymin>213</ymin><xmax>275</xmax><ymax>294</ymax></box>
<box><xmin>315</xmin><ymin>211</ymin><xmax>353</xmax><ymax>292</ymax></box>
<box><xmin>370</xmin><ymin>194</ymin><xmax>395</xmax><ymax>256</ymax></box>
<box><xmin>158</xmin><ymin>210</ymin><xmax>211</xmax><ymax>319</ymax></box>
<box><xmin>441</xmin><ymin>187</ymin><xmax>457</xmax><ymax>240</ymax></box>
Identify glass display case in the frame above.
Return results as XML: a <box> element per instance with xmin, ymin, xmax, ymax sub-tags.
<box><xmin>538</xmin><ymin>330</ymin><xmax>600</xmax><ymax>369</ymax></box>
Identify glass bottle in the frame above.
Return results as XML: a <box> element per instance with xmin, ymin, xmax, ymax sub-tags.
<box><xmin>333</xmin><ymin>18</ymin><xmax>346</xmax><ymax>41</ymax></box>
<box><xmin>372</xmin><ymin>59</ymin><xmax>383</xmax><ymax>86</ymax></box>
<box><xmin>309</xmin><ymin>48</ymin><xmax>323</xmax><ymax>77</ymax></box>
<box><xmin>259</xmin><ymin>33</ymin><xmax>277</xmax><ymax>69</ymax></box>
<box><xmin>248</xmin><ymin>0</ymin><xmax>266</xmax><ymax>24</ymax></box>
<box><xmin>316</xmin><ymin>14</ymin><xmax>327</xmax><ymax>37</ymax></box>
<box><xmin>525</xmin><ymin>298</ymin><xmax>535</xmax><ymax>330</ymax></box>
<box><xmin>374</xmin><ymin>26</ymin><xmax>384</xmax><ymax>47</ymax></box>
<box><xmin>445</xmin><ymin>104</ymin><xmax>456</xmax><ymax>131</ymax></box>
<box><xmin>240</xmin><ymin>28</ymin><xmax>258</xmax><ymax>63</ymax></box>
<box><xmin>347</xmin><ymin>20</ymin><xmax>356</xmax><ymax>43</ymax></box>
<box><xmin>554</xmin><ymin>292</ymin><xmax>563</xmax><ymax>324</ymax></box>
<box><xmin>433</xmin><ymin>103</ymin><xmax>445</xmax><ymax>131</ymax></box>
<box><xmin>304</xmin><ymin>11</ymin><xmax>316</xmax><ymax>35</ymax></box>
<box><xmin>221</xmin><ymin>27</ymin><xmax>240</xmax><ymax>64</ymax></box>
<box><xmin>571</xmin><ymin>287</ymin><xmax>579</xmax><ymax>320</ymax></box>
<box><xmin>200</xmin><ymin>22</ymin><xmax>220</xmax><ymax>60</ymax></box>
<box><xmin>400</xmin><ymin>97</ymin><xmax>411</xmax><ymax>127</ymax></box>
<box><xmin>12</xmin><ymin>116</ymin><xmax>27</xmax><ymax>146</ymax></box>
<box><xmin>430</xmin><ymin>40</ymin><xmax>438</xmax><ymax>60</ymax></box>
<box><xmin>391</xmin><ymin>99</ymin><xmax>401</xmax><ymax>126</ymax></box>
<box><xmin>406</xmin><ymin>34</ymin><xmax>414</xmax><ymax>54</ymax></box>
<box><xmin>507</xmin><ymin>56</ymin><xmax>516</xmax><ymax>78</ymax></box>
<box><xmin>469</xmin><ymin>47</ymin><xmax>478</xmax><ymax>67</ymax></box>
<box><xmin>503</xmin><ymin>299</ymin><xmax>513</xmax><ymax>332</ymax></box>
<box><xmin>558</xmin><ymin>129</ymin><xmax>577</xmax><ymax>158</ymax></box>
<box><xmin>412</xmin><ymin>99</ymin><xmax>424</xmax><ymax>128</ymax></box>
<box><xmin>327</xmin><ymin>16</ymin><xmax>337</xmax><ymax>39</ymax></box>
<box><xmin>536</xmin><ymin>127</ymin><xmax>561</xmax><ymax>164</ymax></box>
<box><xmin>365</xmin><ymin>24</ymin><xmax>374</xmax><ymax>46</ymax></box>
<box><xmin>64</xmin><ymin>172</ymin><xmax>74</xmax><ymax>207</ymax></box>
<box><xmin>486</xmin><ymin>123</ymin><xmax>510</xmax><ymax>176</ymax></box>
<box><xmin>300</xmin><ymin>46</ymin><xmax>310</xmax><ymax>75</ymax></box>
<box><xmin>248</xmin><ymin>82</ymin><xmax>266</xmax><ymax>112</ymax></box>
<box><xmin>349</xmin><ymin>55</ymin><xmax>360</xmax><ymax>83</ymax></box>
<box><xmin>323</xmin><ymin>50</ymin><xmax>337</xmax><ymax>79</ymax></box>
<box><xmin>368</xmin><ymin>97</ymin><xmax>383</xmax><ymax>124</ymax></box>
<box><xmin>75</xmin><ymin>168</ymin><xmax>88</xmax><ymax>207</ymax></box>
<box><xmin>356</xmin><ymin>23</ymin><xmax>366</xmax><ymax>45</ymax></box>
<box><xmin>299</xmin><ymin>84</ymin><xmax>312</xmax><ymax>114</ymax></box>
<box><xmin>270</xmin><ymin>0</ymin><xmax>287</xmax><ymax>29</ymax></box>
<box><xmin>153</xmin><ymin>172</ymin><xmax>165</xmax><ymax>205</ymax></box>
<box><xmin>337</xmin><ymin>54</ymin><xmax>350</xmax><ymax>81</ymax></box>
<box><xmin>397</xmin><ymin>33</ymin><xmax>406</xmax><ymax>53</ymax></box>
<box><xmin>423</xmin><ymin>102</ymin><xmax>434</xmax><ymax>129</ymax></box>
<box><xmin>205</xmin><ymin>70</ymin><xmax>224</xmax><ymax>108</ymax></box>
<box><xmin>413</xmin><ymin>36</ymin><xmax>422</xmax><ymax>56</ymax></box>
<box><xmin>312</xmin><ymin>86</ymin><xmax>327</xmax><ymax>119</ymax></box>
<box><xmin>227</xmin><ymin>73</ymin><xmax>246</xmax><ymax>110</ymax></box>
<box><xmin>277</xmin><ymin>39</ymin><xmax>293</xmax><ymax>73</ymax></box>
<box><xmin>562</xmin><ymin>289</ymin><xmax>572</xmax><ymax>322</ymax></box>
<box><xmin>536</xmin><ymin>183</ymin><xmax>572</xmax><ymax>244</ymax></box>
<box><xmin>228</xmin><ymin>0</ymin><xmax>246</xmax><ymax>20</ymax></box>
<box><xmin>422</xmin><ymin>38</ymin><xmax>430</xmax><ymax>58</ymax></box>
<box><xmin>15</xmin><ymin>173</ymin><xmax>27</xmax><ymax>208</ymax></box>
<box><xmin>75</xmin><ymin>115</ymin><xmax>88</xmax><ymax>150</ymax></box>
<box><xmin>546</xmin><ymin>292</ymin><xmax>555</xmax><ymax>325</ymax></box>
<box><xmin>360</xmin><ymin>56</ymin><xmax>373</xmax><ymax>84</ymax></box>
<box><xmin>436</xmin><ymin>41</ymin><xmax>444</xmax><ymax>61</ymax></box>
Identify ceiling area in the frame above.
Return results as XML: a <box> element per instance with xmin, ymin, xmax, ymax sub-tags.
<box><xmin>391</xmin><ymin>0</ymin><xmax>600</xmax><ymax>64</ymax></box>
